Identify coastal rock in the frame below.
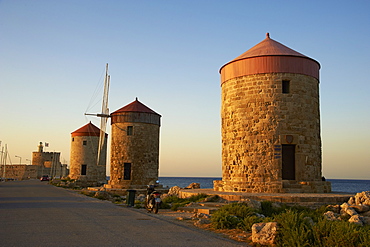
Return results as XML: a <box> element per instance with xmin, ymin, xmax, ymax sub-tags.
<box><xmin>193</xmin><ymin>213</ymin><xmax>210</xmax><ymax>219</ymax></box>
<box><xmin>185</xmin><ymin>183</ymin><xmax>200</xmax><ymax>189</ymax></box>
<box><xmin>348</xmin><ymin>197</ymin><xmax>355</xmax><ymax>205</ymax></box>
<box><xmin>327</xmin><ymin>204</ymin><xmax>341</xmax><ymax>214</ymax></box>
<box><xmin>241</xmin><ymin>198</ymin><xmax>261</xmax><ymax>210</ymax></box>
<box><xmin>355</xmin><ymin>191</ymin><xmax>370</xmax><ymax>206</ymax></box>
<box><xmin>340</xmin><ymin>202</ymin><xmax>350</xmax><ymax>209</ymax></box>
<box><xmin>351</xmin><ymin>204</ymin><xmax>370</xmax><ymax>213</ymax></box>
<box><xmin>348</xmin><ymin>215</ymin><xmax>363</xmax><ymax>226</ymax></box>
<box><xmin>340</xmin><ymin>203</ymin><xmax>358</xmax><ymax>216</ymax></box>
<box><xmin>341</xmin><ymin>207</ymin><xmax>358</xmax><ymax>216</ymax></box>
<box><xmin>168</xmin><ymin>186</ymin><xmax>181</xmax><ymax>197</ymax></box>
<box><xmin>251</xmin><ymin>222</ymin><xmax>279</xmax><ymax>246</ymax></box>
<box><xmin>194</xmin><ymin>218</ymin><xmax>211</xmax><ymax>226</ymax></box>
<box><xmin>323</xmin><ymin>211</ymin><xmax>340</xmax><ymax>221</ymax></box>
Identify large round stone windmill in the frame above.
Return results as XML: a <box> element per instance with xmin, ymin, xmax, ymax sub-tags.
<box><xmin>106</xmin><ymin>98</ymin><xmax>161</xmax><ymax>189</ymax></box>
<box><xmin>214</xmin><ymin>33</ymin><xmax>331</xmax><ymax>193</ymax></box>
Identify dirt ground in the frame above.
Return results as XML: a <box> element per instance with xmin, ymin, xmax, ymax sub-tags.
<box><xmin>144</xmin><ymin>209</ymin><xmax>253</xmax><ymax>245</ymax></box>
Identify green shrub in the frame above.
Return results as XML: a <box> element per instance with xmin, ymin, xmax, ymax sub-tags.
<box><xmin>162</xmin><ymin>193</ymin><xmax>209</xmax><ymax>211</ymax></box>
<box><xmin>188</xmin><ymin>193</ymin><xmax>208</xmax><ymax>202</ymax></box>
<box><xmin>240</xmin><ymin>215</ymin><xmax>263</xmax><ymax>231</ymax></box>
<box><xmin>205</xmin><ymin>195</ymin><xmax>221</xmax><ymax>202</ymax></box>
<box><xmin>211</xmin><ymin>210</ymin><xmax>241</xmax><ymax>229</ymax></box>
<box><xmin>211</xmin><ymin>203</ymin><xmax>257</xmax><ymax>230</ymax></box>
<box><xmin>162</xmin><ymin>195</ymin><xmax>185</xmax><ymax>204</ymax></box>
<box><xmin>171</xmin><ymin>203</ymin><xmax>183</xmax><ymax>211</ymax></box>
<box><xmin>159</xmin><ymin>201</ymin><xmax>171</xmax><ymax>209</ymax></box>
<box><xmin>312</xmin><ymin>219</ymin><xmax>370</xmax><ymax>247</ymax></box>
<box><xmin>274</xmin><ymin>210</ymin><xmax>314</xmax><ymax>247</ymax></box>
<box><xmin>259</xmin><ymin>200</ymin><xmax>289</xmax><ymax>217</ymax></box>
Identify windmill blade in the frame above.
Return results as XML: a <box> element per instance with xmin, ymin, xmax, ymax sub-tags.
<box><xmin>97</xmin><ymin>64</ymin><xmax>110</xmax><ymax>166</ymax></box>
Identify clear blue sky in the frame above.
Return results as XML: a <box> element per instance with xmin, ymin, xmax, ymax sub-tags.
<box><xmin>1</xmin><ymin>0</ymin><xmax>369</xmax><ymax>179</ymax></box>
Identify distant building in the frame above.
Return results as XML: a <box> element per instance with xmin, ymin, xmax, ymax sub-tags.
<box><xmin>69</xmin><ymin>122</ymin><xmax>108</xmax><ymax>186</ymax></box>
<box><xmin>32</xmin><ymin>142</ymin><xmax>68</xmax><ymax>178</ymax></box>
<box><xmin>0</xmin><ymin>142</ymin><xmax>68</xmax><ymax>180</ymax></box>
<box><xmin>105</xmin><ymin>98</ymin><xmax>161</xmax><ymax>189</ymax></box>
<box><xmin>214</xmin><ymin>33</ymin><xmax>331</xmax><ymax>193</ymax></box>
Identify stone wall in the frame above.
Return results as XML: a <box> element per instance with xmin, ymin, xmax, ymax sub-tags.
<box><xmin>215</xmin><ymin>72</ymin><xmax>331</xmax><ymax>193</ymax></box>
<box><xmin>0</xmin><ymin>165</ymin><xmax>38</xmax><ymax>180</ymax></box>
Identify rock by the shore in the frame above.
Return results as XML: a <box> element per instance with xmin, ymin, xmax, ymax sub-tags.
<box><xmin>251</xmin><ymin>222</ymin><xmax>279</xmax><ymax>246</ymax></box>
<box><xmin>325</xmin><ymin>191</ymin><xmax>370</xmax><ymax>226</ymax></box>
<box><xmin>185</xmin><ymin>183</ymin><xmax>200</xmax><ymax>189</ymax></box>
<box><xmin>323</xmin><ymin>211</ymin><xmax>340</xmax><ymax>221</ymax></box>
<box><xmin>354</xmin><ymin>191</ymin><xmax>370</xmax><ymax>205</ymax></box>
<box><xmin>168</xmin><ymin>186</ymin><xmax>181</xmax><ymax>197</ymax></box>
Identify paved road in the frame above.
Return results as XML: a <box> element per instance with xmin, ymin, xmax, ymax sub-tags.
<box><xmin>0</xmin><ymin>180</ymin><xmax>243</xmax><ymax>247</ymax></box>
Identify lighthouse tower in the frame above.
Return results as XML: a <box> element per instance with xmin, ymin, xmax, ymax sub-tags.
<box><xmin>69</xmin><ymin>122</ymin><xmax>108</xmax><ymax>186</ymax></box>
<box><xmin>214</xmin><ymin>33</ymin><xmax>331</xmax><ymax>193</ymax></box>
<box><xmin>106</xmin><ymin>98</ymin><xmax>161</xmax><ymax>189</ymax></box>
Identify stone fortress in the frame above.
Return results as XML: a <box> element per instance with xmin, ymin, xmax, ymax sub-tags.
<box><xmin>0</xmin><ymin>142</ymin><xmax>68</xmax><ymax>180</ymax></box>
<box><xmin>214</xmin><ymin>33</ymin><xmax>331</xmax><ymax>193</ymax></box>
<box><xmin>32</xmin><ymin>142</ymin><xmax>68</xmax><ymax>178</ymax></box>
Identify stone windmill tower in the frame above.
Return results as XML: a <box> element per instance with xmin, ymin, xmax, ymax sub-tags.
<box><xmin>69</xmin><ymin>122</ymin><xmax>108</xmax><ymax>186</ymax></box>
<box><xmin>214</xmin><ymin>33</ymin><xmax>331</xmax><ymax>193</ymax></box>
<box><xmin>106</xmin><ymin>98</ymin><xmax>161</xmax><ymax>189</ymax></box>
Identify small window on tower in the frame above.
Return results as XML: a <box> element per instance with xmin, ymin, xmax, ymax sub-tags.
<box><xmin>282</xmin><ymin>80</ymin><xmax>290</xmax><ymax>94</ymax></box>
<box><xmin>123</xmin><ymin>163</ymin><xmax>131</xmax><ymax>180</ymax></box>
<box><xmin>72</xmin><ymin>138</ymin><xmax>74</xmax><ymax>142</ymax></box>
<box><xmin>81</xmin><ymin>164</ymin><xmax>87</xmax><ymax>175</ymax></box>
<box><xmin>127</xmin><ymin>126</ymin><xmax>133</xmax><ymax>136</ymax></box>
<box><xmin>83</xmin><ymin>140</ymin><xmax>87</xmax><ymax>145</ymax></box>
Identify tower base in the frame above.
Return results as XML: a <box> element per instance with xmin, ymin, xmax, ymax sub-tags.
<box><xmin>213</xmin><ymin>180</ymin><xmax>331</xmax><ymax>193</ymax></box>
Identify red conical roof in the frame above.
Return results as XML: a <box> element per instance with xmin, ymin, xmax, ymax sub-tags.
<box><xmin>111</xmin><ymin>98</ymin><xmax>161</xmax><ymax>116</ymax></box>
<box><xmin>220</xmin><ymin>33</ymin><xmax>320</xmax><ymax>83</ymax></box>
<box><xmin>231</xmin><ymin>33</ymin><xmax>308</xmax><ymax>61</ymax></box>
<box><xmin>71</xmin><ymin>122</ymin><xmax>101</xmax><ymax>137</ymax></box>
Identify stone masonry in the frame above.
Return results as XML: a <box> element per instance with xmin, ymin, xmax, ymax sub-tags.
<box><xmin>108</xmin><ymin>122</ymin><xmax>160</xmax><ymax>189</ymax></box>
<box><xmin>106</xmin><ymin>99</ymin><xmax>161</xmax><ymax>190</ymax></box>
<box><xmin>214</xmin><ymin>34</ymin><xmax>331</xmax><ymax>193</ymax></box>
<box><xmin>69</xmin><ymin>122</ymin><xmax>107</xmax><ymax>186</ymax></box>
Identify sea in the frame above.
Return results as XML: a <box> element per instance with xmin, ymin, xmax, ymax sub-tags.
<box><xmin>158</xmin><ymin>177</ymin><xmax>370</xmax><ymax>194</ymax></box>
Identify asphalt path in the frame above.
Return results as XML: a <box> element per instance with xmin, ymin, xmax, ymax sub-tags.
<box><xmin>0</xmin><ymin>180</ymin><xmax>243</xmax><ymax>247</ymax></box>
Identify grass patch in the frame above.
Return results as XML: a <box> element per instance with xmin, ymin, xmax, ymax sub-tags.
<box><xmin>211</xmin><ymin>203</ymin><xmax>262</xmax><ymax>231</ymax></box>
<box><xmin>162</xmin><ymin>193</ymin><xmax>209</xmax><ymax>210</ymax></box>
